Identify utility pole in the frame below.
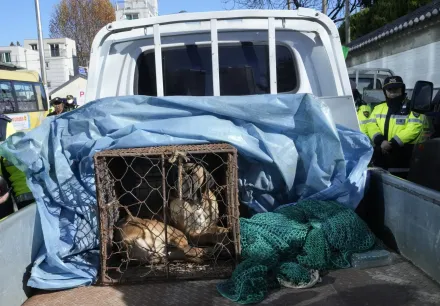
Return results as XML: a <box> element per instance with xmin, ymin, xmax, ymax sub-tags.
<box><xmin>345</xmin><ymin>0</ymin><xmax>351</xmax><ymax>44</ymax></box>
<box><xmin>34</xmin><ymin>0</ymin><xmax>47</xmax><ymax>86</ymax></box>
<box><xmin>287</xmin><ymin>0</ymin><xmax>291</xmax><ymax>10</ymax></box>
<box><xmin>322</xmin><ymin>0</ymin><xmax>328</xmax><ymax>14</ymax></box>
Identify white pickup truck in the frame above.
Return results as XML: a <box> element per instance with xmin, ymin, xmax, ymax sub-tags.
<box><xmin>1</xmin><ymin>9</ymin><xmax>440</xmax><ymax>306</ymax></box>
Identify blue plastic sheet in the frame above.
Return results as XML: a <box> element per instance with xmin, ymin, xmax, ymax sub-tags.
<box><xmin>0</xmin><ymin>94</ymin><xmax>372</xmax><ymax>290</ymax></box>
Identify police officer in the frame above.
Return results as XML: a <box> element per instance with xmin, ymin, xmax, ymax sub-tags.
<box><xmin>0</xmin><ymin>114</ymin><xmax>35</xmax><ymax>219</ymax></box>
<box><xmin>65</xmin><ymin>94</ymin><xmax>78</xmax><ymax>112</ymax></box>
<box><xmin>351</xmin><ymin>80</ymin><xmax>372</xmax><ymax>137</ymax></box>
<box><xmin>48</xmin><ymin>97</ymin><xmax>67</xmax><ymax>116</ymax></box>
<box><xmin>366</xmin><ymin>76</ymin><xmax>425</xmax><ymax>170</ymax></box>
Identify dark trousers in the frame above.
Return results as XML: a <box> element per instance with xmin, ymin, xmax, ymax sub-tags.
<box><xmin>0</xmin><ymin>196</ymin><xmax>33</xmax><ymax>220</ymax></box>
<box><xmin>372</xmin><ymin>144</ymin><xmax>414</xmax><ymax>170</ymax></box>
<box><xmin>0</xmin><ymin>196</ymin><xmax>14</xmax><ymax>220</ymax></box>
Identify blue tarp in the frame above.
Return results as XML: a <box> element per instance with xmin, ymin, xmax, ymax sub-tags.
<box><xmin>0</xmin><ymin>94</ymin><xmax>372</xmax><ymax>290</ymax></box>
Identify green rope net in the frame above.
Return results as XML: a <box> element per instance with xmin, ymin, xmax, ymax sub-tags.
<box><xmin>217</xmin><ymin>200</ymin><xmax>377</xmax><ymax>304</ymax></box>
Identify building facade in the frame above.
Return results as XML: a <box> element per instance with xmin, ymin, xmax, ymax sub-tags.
<box><xmin>24</xmin><ymin>38</ymin><xmax>77</xmax><ymax>90</ymax></box>
<box><xmin>0</xmin><ymin>46</ymin><xmax>40</xmax><ymax>73</ymax></box>
<box><xmin>0</xmin><ymin>38</ymin><xmax>77</xmax><ymax>92</ymax></box>
<box><xmin>115</xmin><ymin>0</ymin><xmax>158</xmax><ymax>20</ymax></box>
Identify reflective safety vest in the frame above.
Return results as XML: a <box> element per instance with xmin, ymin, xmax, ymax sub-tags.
<box><xmin>1</xmin><ymin>158</ymin><xmax>34</xmax><ymax>204</ymax></box>
<box><xmin>0</xmin><ymin>118</ymin><xmax>34</xmax><ymax>205</ymax></box>
<box><xmin>366</xmin><ymin>101</ymin><xmax>425</xmax><ymax>146</ymax></box>
<box><xmin>357</xmin><ymin>104</ymin><xmax>372</xmax><ymax>138</ymax></box>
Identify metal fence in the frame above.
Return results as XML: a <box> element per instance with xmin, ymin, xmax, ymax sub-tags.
<box><xmin>94</xmin><ymin>143</ymin><xmax>240</xmax><ymax>284</ymax></box>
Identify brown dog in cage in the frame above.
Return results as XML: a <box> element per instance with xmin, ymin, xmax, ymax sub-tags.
<box><xmin>114</xmin><ymin>206</ymin><xmax>212</xmax><ymax>264</ymax></box>
<box><xmin>168</xmin><ymin>152</ymin><xmax>230</xmax><ymax>247</ymax></box>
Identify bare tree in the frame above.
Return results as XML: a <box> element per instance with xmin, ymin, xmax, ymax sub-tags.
<box><xmin>223</xmin><ymin>0</ymin><xmax>365</xmax><ymax>21</ymax></box>
<box><xmin>49</xmin><ymin>0</ymin><xmax>115</xmax><ymax>67</ymax></box>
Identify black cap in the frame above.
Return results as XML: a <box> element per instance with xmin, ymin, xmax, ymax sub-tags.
<box><xmin>51</xmin><ymin>97</ymin><xmax>63</xmax><ymax>105</ymax></box>
<box><xmin>383</xmin><ymin>76</ymin><xmax>404</xmax><ymax>90</ymax></box>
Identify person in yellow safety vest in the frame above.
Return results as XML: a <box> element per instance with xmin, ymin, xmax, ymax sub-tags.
<box><xmin>366</xmin><ymin>76</ymin><xmax>426</xmax><ymax>170</ymax></box>
<box><xmin>0</xmin><ymin>114</ymin><xmax>35</xmax><ymax>220</ymax></box>
<box><xmin>357</xmin><ymin>104</ymin><xmax>373</xmax><ymax>137</ymax></box>
<box><xmin>351</xmin><ymin>80</ymin><xmax>373</xmax><ymax>138</ymax></box>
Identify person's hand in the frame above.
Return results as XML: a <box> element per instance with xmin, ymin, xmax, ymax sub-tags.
<box><xmin>380</xmin><ymin>140</ymin><xmax>392</xmax><ymax>154</ymax></box>
<box><xmin>0</xmin><ymin>191</ymin><xmax>10</xmax><ymax>205</ymax></box>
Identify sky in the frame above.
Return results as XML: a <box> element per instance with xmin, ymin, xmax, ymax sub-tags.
<box><xmin>0</xmin><ymin>0</ymin><xmax>229</xmax><ymax>46</ymax></box>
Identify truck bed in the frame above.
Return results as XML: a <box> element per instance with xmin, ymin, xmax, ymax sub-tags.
<box><xmin>23</xmin><ymin>255</ymin><xmax>440</xmax><ymax>306</ymax></box>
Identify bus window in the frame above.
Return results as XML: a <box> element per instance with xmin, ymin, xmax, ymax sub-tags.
<box><xmin>34</xmin><ymin>83</ymin><xmax>48</xmax><ymax>111</ymax></box>
<box><xmin>0</xmin><ymin>81</ymin><xmax>16</xmax><ymax>113</ymax></box>
<box><xmin>13</xmin><ymin>82</ymin><xmax>38</xmax><ymax>112</ymax></box>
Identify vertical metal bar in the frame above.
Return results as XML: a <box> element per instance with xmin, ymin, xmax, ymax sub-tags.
<box><xmin>345</xmin><ymin>0</ymin><xmax>351</xmax><ymax>44</ymax></box>
<box><xmin>227</xmin><ymin>153</ymin><xmax>239</xmax><ymax>261</ymax></box>
<box><xmin>234</xmin><ymin>152</ymin><xmax>241</xmax><ymax>257</ymax></box>
<box><xmin>356</xmin><ymin>70</ymin><xmax>359</xmax><ymax>88</ymax></box>
<box><xmin>154</xmin><ymin>24</ymin><xmax>164</xmax><ymax>97</ymax></box>
<box><xmin>268</xmin><ymin>17</ymin><xmax>277</xmax><ymax>94</ymax></box>
<box><xmin>34</xmin><ymin>0</ymin><xmax>47</xmax><ymax>87</ymax></box>
<box><xmin>322</xmin><ymin>0</ymin><xmax>328</xmax><ymax>14</ymax></box>
<box><xmin>374</xmin><ymin>72</ymin><xmax>377</xmax><ymax>90</ymax></box>
<box><xmin>161</xmin><ymin>154</ymin><xmax>169</xmax><ymax>278</ymax></box>
<box><xmin>178</xmin><ymin>159</ymin><xmax>182</xmax><ymax>200</ymax></box>
<box><xmin>211</xmin><ymin>19</ymin><xmax>220</xmax><ymax>96</ymax></box>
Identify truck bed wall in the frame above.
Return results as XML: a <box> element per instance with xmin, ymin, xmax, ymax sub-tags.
<box><xmin>357</xmin><ymin>168</ymin><xmax>440</xmax><ymax>284</ymax></box>
<box><xmin>0</xmin><ymin>204</ymin><xmax>43</xmax><ymax>306</ymax></box>
<box><xmin>2</xmin><ymin>168</ymin><xmax>440</xmax><ymax>306</ymax></box>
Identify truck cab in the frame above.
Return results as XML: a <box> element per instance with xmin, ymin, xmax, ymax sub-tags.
<box><xmin>348</xmin><ymin>68</ymin><xmax>394</xmax><ymax>91</ymax></box>
<box><xmin>2</xmin><ymin>9</ymin><xmax>440</xmax><ymax>306</ymax></box>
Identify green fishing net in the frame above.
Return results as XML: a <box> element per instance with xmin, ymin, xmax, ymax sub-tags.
<box><xmin>217</xmin><ymin>200</ymin><xmax>377</xmax><ymax>304</ymax></box>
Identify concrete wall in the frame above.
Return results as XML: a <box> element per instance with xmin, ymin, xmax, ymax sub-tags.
<box><xmin>346</xmin><ymin>19</ymin><xmax>440</xmax><ymax>89</ymax></box>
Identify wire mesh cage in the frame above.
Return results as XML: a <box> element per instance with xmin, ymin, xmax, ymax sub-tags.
<box><xmin>94</xmin><ymin>143</ymin><xmax>240</xmax><ymax>284</ymax></box>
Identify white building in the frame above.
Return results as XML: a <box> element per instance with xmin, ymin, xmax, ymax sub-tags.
<box><xmin>24</xmin><ymin>38</ymin><xmax>77</xmax><ymax>91</ymax></box>
<box><xmin>0</xmin><ymin>46</ymin><xmax>40</xmax><ymax>73</ymax></box>
<box><xmin>0</xmin><ymin>38</ymin><xmax>77</xmax><ymax>92</ymax></box>
<box><xmin>115</xmin><ymin>0</ymin><xmax>158</xmax><ymax>20</ymax></box>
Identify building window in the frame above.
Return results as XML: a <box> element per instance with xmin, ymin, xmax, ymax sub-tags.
<box><xmin>50</xmin><ymin>44</ymin><xmax>60</xmax><ymax>57</ymax></box>
<box><xmin>30</xmin><ymin>44</ymin><xmax>38</xmax><ymax>51</ymax></box>
<box><xmin>0</xmin><ymin>52</ymin><xmax>11</xmax><ymax>63</ymax></box>
<box><xmin>125</xmin><ymin>13</ymin><xmax>139</xmax><ymax>20</ymax></box>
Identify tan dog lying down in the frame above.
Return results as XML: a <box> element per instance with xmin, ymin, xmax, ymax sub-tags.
<box><xmin>114</xmin><ymin>214</ymin><xmax>210</xmax><ymax>264</ymax></box>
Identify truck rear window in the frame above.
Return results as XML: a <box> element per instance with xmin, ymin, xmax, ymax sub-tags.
<box><xmin>136</xmin><ymin>44</ymin><xmax>297</xmax><ymax>96</ymax></box>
